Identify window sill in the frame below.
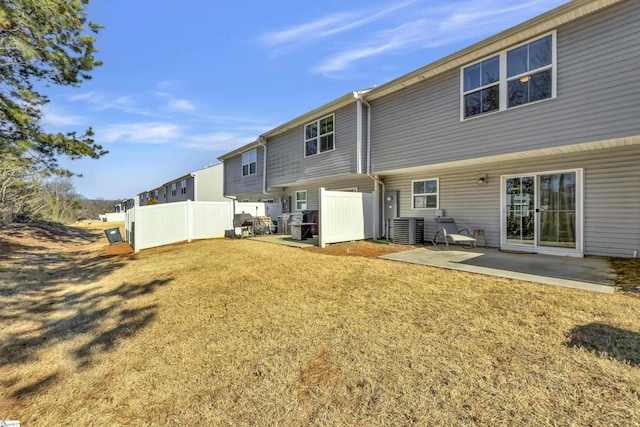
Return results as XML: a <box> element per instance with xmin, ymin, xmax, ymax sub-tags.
<box><xmin>460</xmin><ymin>96</ymin><xmax>556</xmax><ymax>122</ymax></box>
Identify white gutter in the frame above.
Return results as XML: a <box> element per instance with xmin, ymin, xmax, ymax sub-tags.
<box><xmin>354</xmin><ymin>91</ymin><xmax>386</xmax><ymax>238</ymax></box>
<box><xmin>257</xmin><ymin>136</ymin><xmax>269</xmax><ymax>195</ymax></box>
<box><xmin>354</xmin><ymin>93</ymin><xmax>363</xmax><ymax>174</ymax></box>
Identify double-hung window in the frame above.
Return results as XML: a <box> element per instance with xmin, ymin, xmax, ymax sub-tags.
<box><xmin>463</xmin><ymin>56</ymin><xmax>500</xmax><ymax>117</ymax></box>
<box><xmin>304</xmin><ymin>114</ymin><xmax>334</xmax><ymax>156</ymax></box>
<box><xmin>295</xmin><ymin>190</ymin><xmax>307</xmax><ymax>210</ymax></box>
<box><xmin>242</xmin><ymin>149</ymin><xmax>257</xmax><ymax>176</ymax></box>
<box><xmin>180</xmin><ymin>179</ymin><xmax>187</xmax><ymax>194</ymax></box>
<box><xmin>171</xmin><ymin>183</ymin><xmax>177</xmax><ymax>197</ymax></box>
<box><xmin>412</xmin><ymin>179</ymin><xmax>439</xmax><ymax>209</ymax></box>
<box><xmin>462</xmin><ymin>32</ymin><xmax>555</xmax><ymax>119</ymax></box>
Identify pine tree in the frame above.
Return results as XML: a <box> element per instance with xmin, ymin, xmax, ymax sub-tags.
<box><xmin>0</xmin><ymin>0</ymin><xmax>106</xmax><ymax>175</ymax></box>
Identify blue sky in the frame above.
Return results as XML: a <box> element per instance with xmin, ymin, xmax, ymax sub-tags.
<box><xmin>48</xmin><ymin>0</ymin><xmax>567</xmax><ymax>200</ymax></box>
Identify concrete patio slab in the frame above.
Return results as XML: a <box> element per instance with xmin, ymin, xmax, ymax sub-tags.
<box><xmin>379</xmin><ymin>247</ymin><xmax>616</xmax><ymax>294</ymax></box>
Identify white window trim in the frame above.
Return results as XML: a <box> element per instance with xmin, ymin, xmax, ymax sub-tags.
<box><xmin>460</xmin><ymin>31</ymin><xmax>557</xmax><ymax>121</ymax></box>
<box><xmin>304</xmin><ymin>113</ymin><xmax>335</xmax><ymax>158</ymax></box>
<box><xmin>411</xmin><ymin>178</ymin><xmax>439</xmax><ymax>210</ymax></box>
<box><xmin>295</xmin><ymin>190</ymin><xmax>307</xmax><ymax>210</ymax></box>
<box><xmin>171</xmin><ymin>183</ymin><xmax>177</xmax><ymax>196</ymax></box>
<box><xmin>499</xmin><ymin>168</ymin><xmax>583</xmax><ymax>257</ymax></box>
<box><xmin>242</xmin><ymin>149</ymin><xmax>257</xmax><ymax>176</ymax></box>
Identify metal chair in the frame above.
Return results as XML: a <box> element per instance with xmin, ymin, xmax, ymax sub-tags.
<box><xmin>432</xmin><ymin>217</ymin><xmax>477</xmax><ymax>248</ymax></box>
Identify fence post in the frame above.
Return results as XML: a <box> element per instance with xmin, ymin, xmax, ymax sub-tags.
<box><xmin>319</xmin><ymin>187</ymin><xmax>326</xmax><ymax>248</ymax></box>
<box><xmin>135</xmin><ymin>208</ymin><xmax>142</xmax><ymax>253</ymax></box>
<box><xmin>187</xmin><ymin>200</ymin><xmax>193</xmax><ymax>243</ymax></box>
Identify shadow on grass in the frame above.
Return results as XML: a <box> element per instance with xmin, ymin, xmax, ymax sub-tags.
<box><xmin>0</xmin><ymin>222</ymin><xmax>172</xmax><ymax>395</ymax></box>
<box><xmin>566</xmin><ymin>323</ymin><xmax>640</xmax><ymax>366</ymax></box>
<box><xmin>0</xmin><ymin>278</ymin><xmax>171</xmax><ymax>369</ymax></box>
<box><xmin>11</xmin><ymin>373</ymin><xmax>60</xmax><ymax>398</ymax></box>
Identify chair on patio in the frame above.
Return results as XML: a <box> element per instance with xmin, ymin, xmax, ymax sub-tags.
<box><xmin>252</xmin><ymin>216</ymin><xmax>274</xmax><ymax>235</ymax></box>
<box><xmin>432</xmin><ymin>217</ymin><xmax>477</xmax><ymax>248</ymax></box>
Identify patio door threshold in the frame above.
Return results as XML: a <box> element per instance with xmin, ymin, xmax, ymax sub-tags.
<box><xmin>500</xmin><ymin>243</ymin><xmax>584</xmax><ymax>258</ymax></box>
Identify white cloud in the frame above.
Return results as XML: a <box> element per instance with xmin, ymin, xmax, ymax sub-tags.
<box><xmin>99</xmin><ymin>122</ymin><xmax>181</xmax><ymax>143</ymax></box>
<box><xmin>258</xmin><ymin>1</ymin><xmax>416</xmax><ymax>57</ymax></box>
<box><xmin>68</xmin><ymin>91</ymin><xmax>149</xmax><ymax>115</ymax></box>
<box><xmin>311</xmin><ymin>0</ymin><xmax>565</xmax><ymax>75</ymax></box>
<box><xmin>184</xmin><ymin>132</ymin><xmax>255</xmax><ymax>152</ymax></box>
<box><xmin>42</xmin><ymin>111</ymin><xmax>85</xmax><ymax>127</ymax></box>
<box><xmin>167</xmin><ymin>98</ymin><xmax>196</xmax><ymax>112</ymax></box>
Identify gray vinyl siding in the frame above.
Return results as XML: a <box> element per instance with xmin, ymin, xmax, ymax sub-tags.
<box><xmin>282</xmin><ymin>176</ymin><xmax>376</xmax><ymax>211</ymax></box>
<box><xmin>267</xmin><ymin>103</ymin><xmax>358</xmax><ymax>187</ymax></box>
<box><xmin>370</xmin><ymin>1</ymin><xmax>640</xmax><ymax>172</ymax></box>
<box><xmin>223</xmin><ymin>146</ymin><xmax>265</xmax><ymax>196</ymax></box>
<box><xmin>382</xmin><ymin>145</ymin><xmax>640</xmax><ymax>258</ymax></box>
<box><xmin>164</xmin><ymin>177</ymin><xmax>195</xmax><ymax>204</ymax></box>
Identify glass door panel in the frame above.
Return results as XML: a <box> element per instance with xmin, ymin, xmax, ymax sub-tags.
<box><xmin>538</xmin><ymin>172</ymin><xmax>576</xmax><ymax>248</ymax></box>
<box><xmin>505</xmin><ymin>176</ymin><xmax>535</xmax><ymax>245</ymax></box>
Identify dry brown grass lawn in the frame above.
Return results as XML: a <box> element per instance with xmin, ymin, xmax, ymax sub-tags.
<box><xmin>1</xmin><ymin>222</ymin><xmax>639</xmax><ymax>425</ymax></box>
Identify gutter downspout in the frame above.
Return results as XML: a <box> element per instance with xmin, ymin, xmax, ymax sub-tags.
<box><xmin>354</xmin><ymin>91</ymin><xmax>386</xmax><ymax>239</ymax></box>
<box><xmin>354</xmin><ymin>94</ymin><xmax>363</xmax><ymax>174</ymax></box>
<box><xmin>258</xmin><ymin>136</ymin><xmax>269</xmax><ymax>195</ymax></box>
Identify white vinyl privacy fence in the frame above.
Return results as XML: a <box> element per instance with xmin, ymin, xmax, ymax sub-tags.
<box><xmin>124</xmin><ymin>193</ymin><xmax>376</xmax><ymax>252</ymax></box>
<box><xmin>99</xmin><ymin>212</ymin><xmax>126</xmax><ymax>222</ymax></box>
<box><xmin>318</xmin><ymin>188</ymin><xmax>377</xmax><ymax>248</ymax></box>
<box><xmin>125</xmin><ymin>201</ymin><xmax>267</xmax><ymax>252</ymax></box>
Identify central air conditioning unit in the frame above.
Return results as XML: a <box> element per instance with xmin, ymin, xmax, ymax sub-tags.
<box><xmin>391</xmin><ymin>217</ymin><xmax>424</xmax><ymax>245</ymax></box>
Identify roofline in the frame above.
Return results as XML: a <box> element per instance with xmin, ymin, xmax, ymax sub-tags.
<box><xmin>218</xmin><ymin>91</ymin><xmax>370</xmax><ymax>161</ymax></box>
<box><xmin>364</xmin><ymin>0</ymin><xmax>624</xmax><ymax>101</ymax></box>
<box><xmin>217</xmin><ymin>0</ymin><xmax>623</xmax><ymax>160</ymax></box>
<box><xmin>261</xmin><ymin>91</ymin><xmax>367</xmax><ymax>139</ymax></box>
<box><xmin>218</xmin><ymin>140</ymin><xmax>261</xmax><ymax>161</ymax></box>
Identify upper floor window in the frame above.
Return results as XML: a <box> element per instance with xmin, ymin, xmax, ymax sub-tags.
<box><xmin>412</xmin><ymin>178</ymin><xmax>439</xmax><ymax>209</ymax></box>
<box><xmin>295</xmin><ymin>190</ymin><xmax>307</xmax><ymax>210</ymax></box>
<box><xmin>242</xmin><ymin>149</ymin><xmax>257</xmax><ymax>176</ymax></box>
<box><xmin>171</xmin><ymin>183</ymin><xmax>177</xmax><ymax>197</ymax></box>
<box><xmin>304</xmin><ymin>114</ymin><xmax>334</xmax><ymax>156</ymax></box>
<box><xmin>462</xmin><ymin>33</ymin><xmax>555</xmax><ymax>119</ymax></box>
<box><xmin>180</xmin><ymin>179</ymin><xmax>187</xmax><ymax>194</ymax></box>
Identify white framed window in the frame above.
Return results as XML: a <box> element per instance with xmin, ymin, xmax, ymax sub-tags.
<box><xmin>242</xmin><ymin>149</ymin><xmax>257</xmax><ymax>176</ymax></box>
<box><xmin>171</xmin><ymin>183</ymin><xmax>177</xmax><ymax>197</ymax></box>
<box><xmin>462</xmin><ymin>32</ymin><xmax>555</xmax><ymax>119</ymax></box>
<box><xmin>412</xmin><ymin>178</ymin><xmax>439</xmax><ymax>209</ymax></box>
<box><xmin>295</xmin><ymin>190</ymin><xmax>307</xmax><ymax>210</ymax></box>
<box><xmin>304</xmin><ymin>114</ymin><xmax>334</xmax><ymax>156</ymax></box>
<box><xmin>180</xmin><ymin>179</ymin><xmax>187</xmax><ymax>194</ymax></box>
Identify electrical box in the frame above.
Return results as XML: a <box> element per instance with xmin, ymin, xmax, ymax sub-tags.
<box><xmin>384</xmin><ymin>190</ymin><xmax>399</xmax><ymax>221</ymax></box>
<box><xmin>282</xmin><ymin>196</ymin><xmax>291</xmax><ymax>213</ymax></box>
<box><xmin>384</xmin><ymin>190</ymin><xmax>399</xmax><ymax>239</ymax></box>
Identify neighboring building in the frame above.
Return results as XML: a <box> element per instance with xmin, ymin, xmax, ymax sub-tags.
<box><xmin>116</xmin><ymin>198</ymin><xmax>136</xmax><ymax>211</ymax></box>
<box><xmin>137</xmin><ymin>163</ymin><xmax>226</xmax><ymax>206</ymax></box>
<box><xmin>219</xmin><ymin>0</ymin><xmax>640</xmax><ymax>258</ymax></box>
<box><xmin>219</xmin><ymin>92</ymin><xmax>375</xmax><ymax>212</ymax></box>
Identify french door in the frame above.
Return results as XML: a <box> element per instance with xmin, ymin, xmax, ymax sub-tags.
<box><xmin>502</xmin><ymin>169</ymin><xmax>582</xmax><ymax>256</ymax></box>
